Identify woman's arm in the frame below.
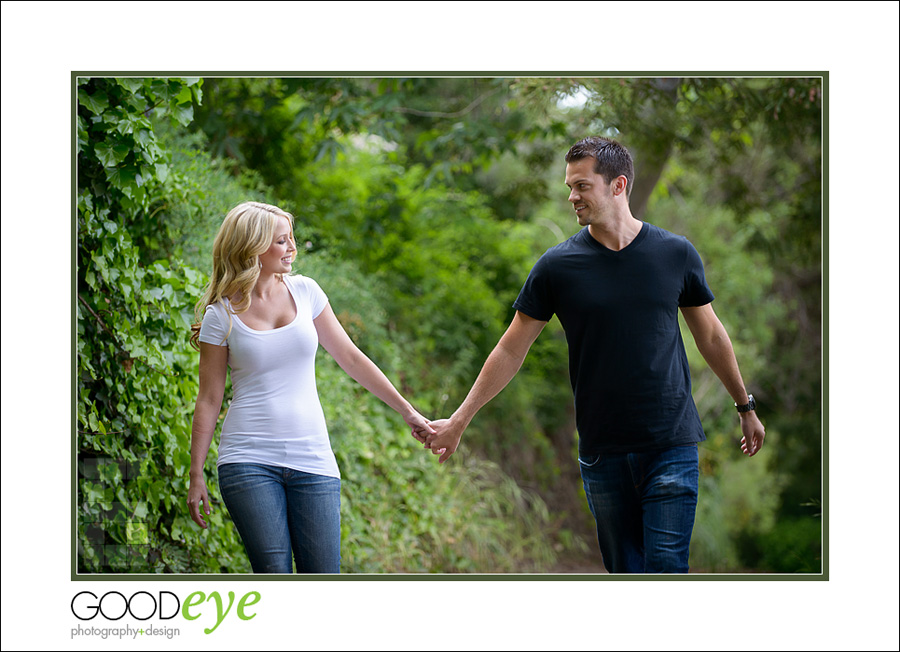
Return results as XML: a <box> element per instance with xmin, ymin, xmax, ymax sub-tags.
<box><xmin>188</xmin><ymin>342</ymin><xmax>228</xmax><ymax>528</ymax></box>
<box><xmin>313</xmin><ymin>303</ymin><xmax>435</xmax><ymax>438</ymax></box>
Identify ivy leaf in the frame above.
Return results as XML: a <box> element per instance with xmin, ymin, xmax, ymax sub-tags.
<box><xmin>79</xmin><ymin>88</ymin><xmax>109</xmax><ymax>115</ymax></box>
<box><xmin>178</xmin><ymin>308</ymin><xmax>194</xmax><ymax>329</ymax></box>
<box><xmin>134</xmin><ymin>129</ymin><xmax>153</xmax><ymax>149</ymax></box>
<box><xmin>116</xmin><ymin>78</ymin><xmax>143</xmax><ymax>94</ymax></box>
<box><xmin>106</xmin><ymin>164</ymin><xmax>137</xmax><ymax>189</ymax></box>
<box><xmin>93</xmin><ymin>142</ymin><xmax>116</xmax><ymax>167</ymax></box>
<box><xmin>77</xmin><ymin>116</ymin><xmax>90</xmax><ymax>153</ymax></box>
<box><xmin>184</xmin><ymin>267</ymin><xmax>202</xmax><ymax>285</ymax></box>
<box><xmin>149</xmin><ymin>79</ymin><xmax>173</xmax><ymax>105</ymax></box>
<box><xmin>171</xmin><ymin>103</ymin><xmax>194</xmax><ymax>127</ymax></box>
<box><xmin>95</xmin><ymin>140</ymin><xmax>131</xmax><ymax>168</ymax></box>
<box><xmin>175</xmin><ymin>85</ymin><xmax>194</xmax><ymax>105</ymax></box>
<box><xmin>115</xmin><ymin>115</ymin><xmax>138</xmax><ymax>135</ymax></box>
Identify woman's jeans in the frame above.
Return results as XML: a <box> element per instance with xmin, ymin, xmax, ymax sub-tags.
<box><xmin>579</xmin><ymin>444</ymin><xmax>699</xmax><ymax>573</ymax></box>
<box><xmin>217</xmin><ymin>463</ymin><xmax>341</xmax><ymax>574</ymax></box>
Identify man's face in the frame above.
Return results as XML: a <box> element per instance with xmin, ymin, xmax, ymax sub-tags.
<box><xmin>565</xmin><ymin>158</ymin><xmax>616</xmax><ymax>227</ymax></box>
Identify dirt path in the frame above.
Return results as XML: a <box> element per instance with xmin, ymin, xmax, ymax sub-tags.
<box><xmin>547</xmin><ymin>552</ymin><xmax>607</xmax><ymax>574</ymax></box>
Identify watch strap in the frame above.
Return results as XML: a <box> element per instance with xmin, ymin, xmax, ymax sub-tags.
<box><xmin>735</xmin><ymin>394</ymin><xmax>756</xmax><ymax>413</ymax></box>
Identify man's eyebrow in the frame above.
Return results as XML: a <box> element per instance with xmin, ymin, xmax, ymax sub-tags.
<box><xmin>566</xmin><ymin>178</ymin><xmax>589</xmax><ymax>187</ymax></box>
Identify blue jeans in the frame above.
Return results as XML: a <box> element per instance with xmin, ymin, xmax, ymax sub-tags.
<box><xmin>579</xmin><ymin>445</ymin><xmax>699</xmax><ymax>573</ymax></box>
<box><xmin>217</xmin><ymin>463</ymin><xmax>341</xmax><ymax>574</ymax></box>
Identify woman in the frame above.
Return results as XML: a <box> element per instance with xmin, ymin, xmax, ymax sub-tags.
<box><xmin>187</xmin><ymin>201</ymin><xmax>434</xmax><ymax>573</ymax></box>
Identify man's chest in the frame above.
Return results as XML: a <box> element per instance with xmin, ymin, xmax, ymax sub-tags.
<box><xmin>550</xmin><ymin>255</ymin><xmax>683</xmax><ymax>327</ymax></box>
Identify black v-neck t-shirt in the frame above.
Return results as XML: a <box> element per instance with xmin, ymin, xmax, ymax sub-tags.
<box><xmin>513</xmin><ymin>223</ymin><xmax>715</xmax><ymax>455</ymax></box>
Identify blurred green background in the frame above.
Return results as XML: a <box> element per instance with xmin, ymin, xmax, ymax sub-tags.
<box><xmin>76</xmin><ymin>76</ymin><xmax>822</xmax><ymax>574</ymax></box>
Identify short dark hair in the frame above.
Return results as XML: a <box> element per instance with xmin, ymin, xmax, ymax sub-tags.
<box><xmin>565</xmin><ymin>137</ymin><xmax>634</xmax><ymax>199</ymax></box>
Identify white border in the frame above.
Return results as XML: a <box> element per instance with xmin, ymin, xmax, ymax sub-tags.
<box><xmin>2</xmin><ymin>1</ymin><xmax>898</xmax><ymax>649</ymax></box>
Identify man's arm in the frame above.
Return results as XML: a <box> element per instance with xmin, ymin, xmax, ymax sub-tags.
<box><xmin>680</xmin><ymin>303</ymin><xmax>766</xmax><ymax>456</ymax></box>
<box><xmin>423</xmin><ymin>311</ymin><xmax>547</xmax><ymax>462</ymax></box>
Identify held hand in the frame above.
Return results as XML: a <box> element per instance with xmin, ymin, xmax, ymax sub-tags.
<box><xmin>187</xmin><ymin>478</ymin><xmax>212</xmax><ymax>529</ymax></box>
<box><xmin>408</xmin><ymin>417</ymin><xmax>447</xmax><ymax>456</ymax></box>
<box><xmin>404</xmin><ymin>410</ymin><xmax>437</xmax><ymax>444</ymax></box>
<box><xmin>424</xmin><ymin>418</ymin><xmax>465</xmax><ymax>463</ymax></box>
<box><xmin>740</xmin><ymin>412</ymin><xmax>766</xmax><ymax>457</ymax></box>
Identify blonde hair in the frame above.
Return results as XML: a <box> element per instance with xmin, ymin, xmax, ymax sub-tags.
<box><xmin>190</xmin><ymin>201</ymin><xmax>295</xmax><ymax>349</ymax></box>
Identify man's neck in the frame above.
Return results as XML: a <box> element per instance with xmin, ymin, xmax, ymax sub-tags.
<box><xmin>587</xmin><ymin>210</ymin><xmax>643</xmax><ymax>251</ymax></box>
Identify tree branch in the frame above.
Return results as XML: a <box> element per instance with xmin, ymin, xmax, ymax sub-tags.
<box><xmin>394</xmin><ymin>87</ymin><xmax>501</xmax><ymax>119</ymax></box>
<box><xmin>78</xmin><ymin>293</ymin><xmax>119</xmax><ymax>341</ymax></box>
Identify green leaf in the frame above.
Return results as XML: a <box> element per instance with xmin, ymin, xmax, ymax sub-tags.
<box><xmin>77</xmin><ymin>116</ymin><xmax>90</xmax><ymax>152</ymax></box>
<box><xmin>79</xmin><ymin>88</ymin><xmax>109</xmax><ymax>115</ymax></box>
<box><xmin>93</xmin><ymin>142</ymin><xmax>116</xmax><ymax>167</ymax></box>
<box><xmin>107</xmin><ymin>164</ymin><xmax>138</xmax><ymax>190</ymax></box>
<box><xmin>149</xmin><ymin>79</ymin><xmax>172</xmax><ymax>104</ymax></box>
<box><xmin>175</xmin><ymin>85</ymin><xmax>193</xmax><ymax>105</ymax></box>
<box><xmin>94</xmin><ymin>140</ymin><xmax>131</xmax><ymax>167</ymax></box>
<box><xmin>115</xmin><ymin>115</ymin><xmax>137</xmax><ymax>135</ymax></box>
<box><xmin>116</xmin><ymin>78</ymin><xmax>143</xmax><ymax>94</ymax></box>
<box><xmin>171</xmin><ymin>103</ymin><xmax>194</xmax><ymax>127</ymax></box>
<box><xmin>134</xmin><ymin>129</ymin><xmax>153</xmax><ymax>148</ymax></box>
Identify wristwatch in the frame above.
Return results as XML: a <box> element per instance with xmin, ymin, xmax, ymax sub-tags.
<box><xmin>735</xmin><ymin>394</ymin><xmax>756</xmax><ymax>413</ymax></box>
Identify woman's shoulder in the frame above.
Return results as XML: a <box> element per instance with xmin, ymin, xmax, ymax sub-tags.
<box><xmin>202</xmin><ymin>299</ymin><xmax>233</xmax><ymax>326</ymax></box>
<box><xmin>198</xmin><ymin>298</ymin><xmax>234</xmax><ymax>345</ymax></box>
<box><xmin>285</xmin><ymin>273</ymin><xmax>328</xmax><ymax>316</ymax></box>
<box><xmin>204</xmin><ymin>299</ymin><xmax>224</xmax><ymax>315</ymax></box>
<box><xmin>205</xmin><ymin>296</ymin><xmax>235</xmax><ymax>314</ymax></box>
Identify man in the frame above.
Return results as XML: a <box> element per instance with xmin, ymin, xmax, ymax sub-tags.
<box><xmin>423</xmin><ymin>136</ymin><xmax>766</xmax><ymax>573</ymax></box>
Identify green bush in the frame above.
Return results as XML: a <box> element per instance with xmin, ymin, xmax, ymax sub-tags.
<box><xmin>756</xmin><ymin>517</ymin><xmax>822</xmax><ymax>573</ymax></box>
<box><xmin>690</xmin><ymin>440</ymin><xmax>784</xmax><ymax>572</ymax></box>
<box><xmin>306</xmin><ymin>252</ymin><xmax>560</xmax><ymax>572</ymax></box>
<box><xmin>76</xmin><ymin>76</ymin><xmax>247</xmax><ymax>572</ymax></box>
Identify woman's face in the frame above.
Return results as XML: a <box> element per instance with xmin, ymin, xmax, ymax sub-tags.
<box><xmin>258</xmin><ymin>216</ymin><xmax>296</xmax><ymax>274</ymax></box>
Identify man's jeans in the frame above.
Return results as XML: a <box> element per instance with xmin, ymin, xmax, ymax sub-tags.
<box><xmin>217</xmin><ymin>463</ymin><xmax>341</xmax><ymax>573</ymax></box>
<box><xmin>579</xmin><ymin>444</ymin><xmax>699</xmax><ymax>573</ymax></box>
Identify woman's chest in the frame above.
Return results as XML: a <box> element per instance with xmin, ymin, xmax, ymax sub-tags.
<box><xmin>239</xmin><ymin>289</ymin><xmax>297</xmax><ymax>331</ymax></box>
<box><xmin>228</xmin><ymin>316</ymin><xmax>319</xmax><ymax>373</ymax></box>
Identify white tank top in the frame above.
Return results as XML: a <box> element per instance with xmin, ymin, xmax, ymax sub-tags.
<box><xmin>198</xmin><ymin>274</ymin><xmax>339</xmax><ymax>478</ymax></box>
